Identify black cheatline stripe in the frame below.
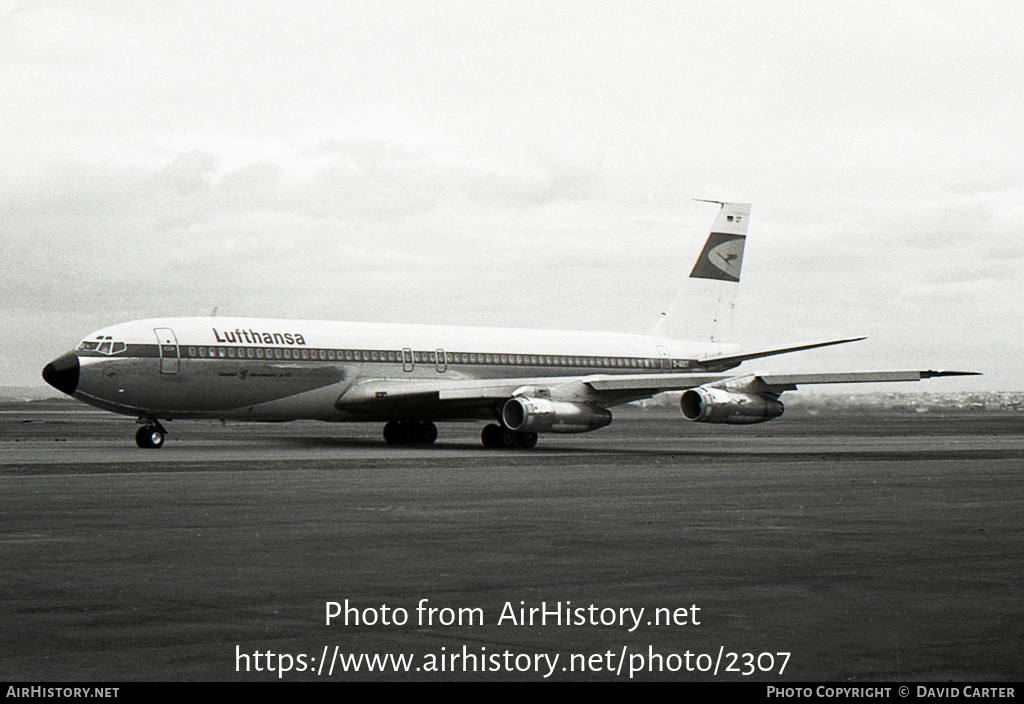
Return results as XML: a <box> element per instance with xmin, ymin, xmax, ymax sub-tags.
<box><xmin>87</xmin><ymin>344</ymin><xmax>693</xmax><ymax>372</ymax></box>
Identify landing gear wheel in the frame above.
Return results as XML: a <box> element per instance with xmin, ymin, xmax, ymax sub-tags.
<box><xmin>415</xmin><ymin>422</ymin><xmax>438</xmax><ymax>445</ymax></box>
<box><xmin>481</xmin><ymin>424</ymin><xmax>540</xmax><ymax>449</ymax></box>
<box><xmin>515</xmin><ymin>431</ymin><xmax>539</xmax><ymax>449</ymax></box>
<box><xmin>135</xmin><ymin>425</ymin><xmax>165</xmax><ymax>449</ymax></box>
<box><xmin>481</xmin><ymin>424</ymin><xmax>504</xmax><ymax>448</ymax></box>
<box><xmin>383</xmin><ymin>421</ymin><xmax>404</xmax><ymax>445</ymax></box>
<box><xmin>384</xmin><ymin>421</ymin><xmax>438</xmax><ymax>445</ymax></box>
<box><xmin>500</xmin><ymin>428</ymin><xmax>519</xmax><ymax>449</ymax></box>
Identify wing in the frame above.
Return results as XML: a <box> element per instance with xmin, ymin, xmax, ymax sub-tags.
<box><xmin>335</xmin><ymin>372</ymin><xmax>735</xmax><ymax>419</ymax></box>
<box><xmin>582</xmin><ymin>369</ymin><xmax>978</xmax><ymax>406</ymax></box>
<box><xmin>335</xmin><ymin>369</ymin><xmax>978</xmax><ymax>420</ymax></box>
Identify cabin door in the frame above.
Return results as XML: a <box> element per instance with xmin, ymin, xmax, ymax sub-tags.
<box><xmin>154</xmin><ymin>328</ymin><xmax>180</xmax><ymax>374</ymax></box>
<box><xmin>656</xmin><ymin>345</ymin><xmax>671</xmax><ymax>371</ymax></box>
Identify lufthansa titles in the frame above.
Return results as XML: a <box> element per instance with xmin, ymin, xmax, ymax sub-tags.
<box><xmin>213</xmin><ymin>327</ymin><xmax>307</xmax><ymax>346</ymax></box>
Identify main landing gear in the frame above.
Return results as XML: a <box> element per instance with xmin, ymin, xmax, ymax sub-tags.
<box><xmin>135</xmin><ymin>419</ymin><xmax>168</xmax><ymax>449</ymax></box>
<box><xmin>381</xmin><ymin>421</ymin><xmax>539</xmax><ymax>448</ymax></box>
<box><xmin>480</xmin><ymin>423</ymin><xmax>538</xmax><ymax>450</ymax></box>
<box><xmin>382</xmin><ymin>420</ymin><xmax>438</xmax><ymax>446</ymax></box>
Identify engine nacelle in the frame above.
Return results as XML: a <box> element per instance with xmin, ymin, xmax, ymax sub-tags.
<box><xmin>502</xmin><ymin>397</ymin><xmax>612</xmax><ymax>434</ymax></box>
<box><xmin>680</xmin><ymin>387</ymin><xmax>784</xmax><ymax>425</ymax></box>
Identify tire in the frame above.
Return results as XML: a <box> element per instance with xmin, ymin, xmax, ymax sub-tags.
<box><xmin>385</xmin><ymin>421</ymin><xmax>438</xmax><ymax>445</ymax></box>
<box><xmin>500</xmin><ymin>427</ymin><xmax>519</xmax><ymax>449</ymax></box>
<box><xmin>383</xmin><ymin>421</ymin><xmax>403</xmax><ymax>445</ymax></box>
<box><xmin>515</xmin><ymin>431</ymin><xmax>539</xmax><ymax>449</ymax></box>
<box><xmin>416</xmin><ymin>422</ymin><xmax>438</xmax><ymax>445</ymax></box>
<box><xmin>480</xmin><ymin>423</ymin><xmax>504</xmax><ymax>448</ymax></box>
<box><xmin>135</xmin><ymin>425</ymin><xmax>165</xmax><ymax>449</ymax></box>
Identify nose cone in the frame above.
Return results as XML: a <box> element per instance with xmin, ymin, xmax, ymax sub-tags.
<box><xmin>42</xmin><ymin>352</ymin><xmax>80</xmax><ymax>396</ymax></box>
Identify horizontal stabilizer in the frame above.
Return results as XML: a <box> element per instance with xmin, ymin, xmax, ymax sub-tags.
<box><xmin>697</xmin><ymin>336</ymin><xmax>867</xmax><ymax>369</ymax></box>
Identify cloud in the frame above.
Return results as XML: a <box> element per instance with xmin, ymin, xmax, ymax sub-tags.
<box><xmin>152</xmin><ymin>150</ymin><xmax>218</xmax><ymax>196</ymax></box>
<box><xmin>4</xmin><ymin>2</ymin><xmax>1022</xmax><ymax>391</ymax></box>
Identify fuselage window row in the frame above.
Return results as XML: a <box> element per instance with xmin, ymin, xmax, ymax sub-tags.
<box><xmin>180</xmin><ymin>345</ymin><xmax>672</xmax><ymax>370</ymax></box>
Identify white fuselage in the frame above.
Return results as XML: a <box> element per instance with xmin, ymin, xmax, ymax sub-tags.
<box><xmin>64</xmin><ymin>316</ymin><xmax>734</xmax><ymax>423</ymax></box>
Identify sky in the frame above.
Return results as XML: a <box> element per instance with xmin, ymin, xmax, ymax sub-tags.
<box><xmin>2</xmin><ymin>0</ymin><xmax>1022</xmax><ymax>393</ymax></box>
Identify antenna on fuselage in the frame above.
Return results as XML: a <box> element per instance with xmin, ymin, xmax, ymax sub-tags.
<box><xmin>210</xmin><ymin>306</ymin><xmax>219</xmax><ymax>317</ymax></box>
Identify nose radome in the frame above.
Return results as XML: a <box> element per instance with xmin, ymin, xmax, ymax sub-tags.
<box><xmin>42</xmin><ymin>352</ymin><xmax>80</xmax><ymax>396</ymax></box>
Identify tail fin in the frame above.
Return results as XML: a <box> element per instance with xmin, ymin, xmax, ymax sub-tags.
<box><xmin>651</xmin><ymin>201</ymin><xmax>750</xmax><ymax>341</ymax></box>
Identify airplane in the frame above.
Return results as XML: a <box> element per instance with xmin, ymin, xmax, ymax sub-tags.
<box><xmin>41</xmin><ymin>202</ymin><xmax>975</xmax><ymax>449</ymax></box>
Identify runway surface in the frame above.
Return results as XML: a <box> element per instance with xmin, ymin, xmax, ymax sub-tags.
<box><xmin>2</xmin><ymin>406</ymin><xmax>1022</xmax><ymax>681</ymax></box>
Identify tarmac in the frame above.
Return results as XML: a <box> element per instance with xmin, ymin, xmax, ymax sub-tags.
<box><xmin>1</xmin><ymin>406</ymin><xmax>1022</xmax><ymax>681</ymax></box>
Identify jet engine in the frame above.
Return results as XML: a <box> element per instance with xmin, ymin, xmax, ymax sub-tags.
<box><xmin>502</xmin><ymin>397</ymin><xmax>612</xmax><ymax>434</ymax></box>
<box><xmin>680</xmin><ymin>387</ymin><xmax>784</xmax><ymax>424</ymax></box>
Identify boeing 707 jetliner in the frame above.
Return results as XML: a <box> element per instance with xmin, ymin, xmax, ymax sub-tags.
<box><xmin>42</xmin><ymin>202</ymin><xmax>974</xmax><ymax>449</ymax></box>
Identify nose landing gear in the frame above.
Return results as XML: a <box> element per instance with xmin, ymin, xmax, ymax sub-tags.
<box><xmin>135</xmin><ymin>419</ymin><xmax>168</xmax><ymax>449</ymax></box>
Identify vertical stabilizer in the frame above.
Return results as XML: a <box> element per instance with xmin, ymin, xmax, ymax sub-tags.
<box><xmin>651</xmin><ymin>201</ymin><xmax>750</xmax><ymax>341</ymax></box>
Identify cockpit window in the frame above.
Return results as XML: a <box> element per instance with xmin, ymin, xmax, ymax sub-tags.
<box><xmin>78</xmin><ymin>336</ymin><xmax>126</xmax><ymax>355</ymax></box>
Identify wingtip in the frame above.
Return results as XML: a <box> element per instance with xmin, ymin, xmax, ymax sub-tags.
<box><xmin>922</xmin><ymin>370</ymin><xmax>982</xmax><ymax>378</ymax></box>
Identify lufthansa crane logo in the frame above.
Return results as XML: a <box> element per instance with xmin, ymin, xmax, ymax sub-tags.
<box><xmin>707</xmin><ymin>239</ymin><xmax>744</xmax><ymax>279</ymax></box>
